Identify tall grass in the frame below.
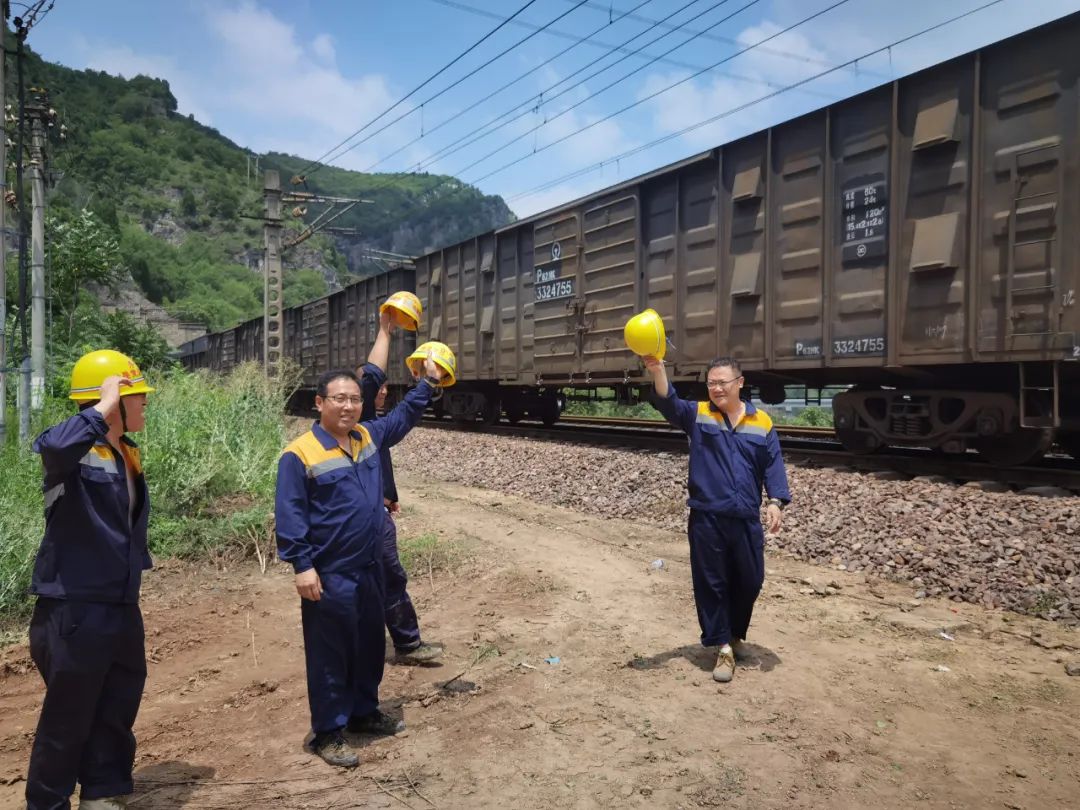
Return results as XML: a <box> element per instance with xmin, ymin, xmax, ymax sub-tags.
<box><xmin>0</xmin><ymin>364</ymin><xmax>293</xmax><ymax>623</ymax></box>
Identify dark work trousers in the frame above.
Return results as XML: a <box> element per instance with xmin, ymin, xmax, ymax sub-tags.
<box><xmin>26</xmin><ymin>599</ymin><xmax>146</xmax><ymax>810</ymax></box>
<box><xmin>687</xmin><ymin>510</ymin><xmax>766</xmax><ymax>647</ymax></box>
<box><xmin>300</xmin><ymin>563</ymin><xmax>386</xmax><ymax>734</ymax></box>
<box><xmin>380</xmin><ymin>510</ymin><xmax>421</xmax><ymax>652</ymax></box>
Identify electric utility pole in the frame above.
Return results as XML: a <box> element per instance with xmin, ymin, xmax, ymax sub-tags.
<box><xmin>262</xmin><ymin>170</ymin><xmax>283</xmax><ymax>379</ymax></box>
<box><xmin>260</xmin><ymin>170</ymin><xmax>372</xmax><ymax>379</ymax></box>
<box><xmin>0</xmin><ymin>23</ymin><xmax>8</xmax><ymax>440</ymax></box>
<box><xmin>28</xmin><ymin>110</ymin><xmax>43</xmax><ymax>409</ymax></box>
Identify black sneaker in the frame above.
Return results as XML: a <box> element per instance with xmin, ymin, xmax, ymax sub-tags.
<box><xmin>312</xmin><ymin>731</ymin><xmax>359</xmax><ymax>768</ymax></box>
<box><xmin>347</xmin><ymin>709</ymin><xmax>405</xmax><ymax>737</ymax></box>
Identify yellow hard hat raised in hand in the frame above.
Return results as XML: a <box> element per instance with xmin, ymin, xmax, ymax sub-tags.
<box><xmin>69</xmin><ymin>349</ymin><xmax>155</xmax><ymax>402</ymax></box>
<box><xmin>406</xmin><ymin>341</ymin><xmax>457</xmax><ymax>387</ymax></box>
<box><xmin>624</xmin><ymin>309</ymin><xmax>667</xmax><ymax>360</ymax></box>
<box><xmin>380</xmin><ymin>291</ymin><xmax>423</xmax><ymax>331</ymax></box>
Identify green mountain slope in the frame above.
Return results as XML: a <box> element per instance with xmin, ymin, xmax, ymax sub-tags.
<box><xmin>18</xmin><ymin>44</ymin><xmax>515</xmax><ymax>331</ymax></box>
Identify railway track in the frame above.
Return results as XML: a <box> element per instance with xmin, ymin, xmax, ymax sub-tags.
<box><xmin>421</xmin><ymin>414</ymin><xmax>1080</xmax><ymax>495</ymax></box>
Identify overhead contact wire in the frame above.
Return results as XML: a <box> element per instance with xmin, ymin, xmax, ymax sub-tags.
<box><xmin>298</xmin><ymin>0</ymin><xmax>541</xmax><ymax>178</ymax></box>
<box><xmin>510</xmin><ymin>0</ymin><xmax>1009</xmax><ymax>203</ymax></box>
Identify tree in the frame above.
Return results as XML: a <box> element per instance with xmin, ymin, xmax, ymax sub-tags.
<box><xmin>47</xmin><ymin>210</ymin><xmax>123</xmax><ymax>342</ymax></box>
<box><xmin>180</xmin><ymin>188</ymin><xmax>197</xmax><ymax>218</ymax></box>
<box><xmin>97</xmin><ymin>310</ymin><xmax>174</xmax><ymax>371</ymax></box>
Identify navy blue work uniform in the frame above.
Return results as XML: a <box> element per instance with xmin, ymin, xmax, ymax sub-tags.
<box><xmin>652</xmin><ymin>387</ymin><xmax>790</xmax><ymax>647</ymax></box>
<box><xmin>26</xmin><ymin>408</ymin><xmax>151</xmax><ymax>810</ymax></box>
<box><xmin>275</xmin><ymin>380</ymin><xmax>433</xmax><ymax>736</ymax></box>
<box><xmin>358</xmin><ymin>362</ymin><xmax>423</xmax><ymax>653</ymax></box>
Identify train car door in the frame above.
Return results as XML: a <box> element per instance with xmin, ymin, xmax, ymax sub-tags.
<box><xmin>532</xmin><ymin>212</ymin><xmax>581</xmax><ymax>378</ymax></box>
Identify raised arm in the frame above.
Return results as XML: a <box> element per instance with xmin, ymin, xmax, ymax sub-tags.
<box><xmin>364</xmin><ymin>310</ymin><xmax>394</xmax><ymax>374</ymax></box>
<box><xmin>32</xmin><ymin>376</ymin><xmax>128</xmax><ymax>476</ymax></box>
<box><xmin>367</xmin><ymin>355</ymin><xmax>443</xmax><ymax>448</ymax></box>
<box><xmin>643</xmin><ymin>357</ymin><xmax>697</xmax><ymax>434</ymax></box>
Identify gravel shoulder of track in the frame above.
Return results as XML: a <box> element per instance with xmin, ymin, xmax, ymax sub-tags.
<box><xmin>396</xmin><ymin>426</ymin><xmax>1080</xmax><ymax>622</ymax></box>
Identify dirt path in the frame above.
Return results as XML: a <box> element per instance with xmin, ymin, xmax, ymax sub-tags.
<box><xmin>1</xmin><ymin>474</ymin><xmax>1078</xmax><ymax>809</ymax></box>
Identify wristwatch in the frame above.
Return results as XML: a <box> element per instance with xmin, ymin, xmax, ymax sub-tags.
<box><xmin>422</xmin><ymin>375</ymin><xmax>441</xmax><ymax>388</ymax></box>
<box><xmin>767</xmin><ymin>498</ymin><xmax>785</xmax><ymax>510</ymax></box>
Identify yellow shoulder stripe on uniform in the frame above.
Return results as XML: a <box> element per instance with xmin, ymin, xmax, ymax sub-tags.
<box><xmin>695</xmin><ymin>401</ymin><xmax>727</xmax><ymax>428</ymax></box>
<box><xmin>283</xmin><ymin>427</ymin><xmax>378</xmax><ymax>478</ymax></box>
<box><xmin>742</xmin><ymin>409</ymin><xmax>773</xmax><ymax>431</ymax></box>
<box><xmin>80</xmin><ymin>445</ymin><xmax>118</xmax><ymax>474</ymax></box>
<box><xmin>351</xmin><ymin>424</ymin><xmax>377</xmax><ymax>464</ymax></box>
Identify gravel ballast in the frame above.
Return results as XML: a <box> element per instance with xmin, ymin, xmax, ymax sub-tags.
<box><xmin>396</xmin><ymin>427</ymin><xmax>1080</xmax><ymax>622</ymax></box>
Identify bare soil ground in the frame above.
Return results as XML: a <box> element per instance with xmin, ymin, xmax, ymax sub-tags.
<box><xmin>1</xmin><ymin>473</ymin><xmax>1078</xmax><ymax>809</ymax></box>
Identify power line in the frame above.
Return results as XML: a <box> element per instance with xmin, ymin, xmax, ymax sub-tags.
<box><xmin>465</xmin><ymin>0</ymin><xmax>851</xmax><ymax>185</ymax></box>
<box><xmin>357</xmin><ymin>0</ymin><xmax>658</xmax><ymax>175</ymax></box>
<box><xmin>313</xmin><ymin>0</ymin><xmax>594</xmax><ymax>171</ymax></box>
<box><xmin>372</xmin><ymin>0</ymin><xmax>835</xmax><ymax>179</ymax></box>
<box><xmin>413</xmin><ymin>0</ymin><xmax>745</xmax><ymax>177</ymax></box>
<box><xmin>458</xmin><ymin>0</ymin><xmax>795</xmax><ymax>184</ymax></box>
<box><xmin>297</xmin><ymin>0</ymin><xmax>541</xmax><ymax>179</ymax></box>
<box><xmin>509</xmin><ymin>0</ymin><xmax>1009</xmax><ymax>205</ymax></box>
<box><xmin>427</xmin><ymin>0</ymin><xmax>739</xmax><ymax>76</ymax></box>
<box><xmin>292</xmin><ymin>0</ymin><xmax>824</xmax><ymax>240</ymax></box>
<box><xmin>11</xmin><ymin>0</ymin><xmax>55</xmax><ymax>31</ymax></box>
<box><xmin>555</xmin><ymin>0</ymin><xmax>889</xmax><ymax>80</ymax></box>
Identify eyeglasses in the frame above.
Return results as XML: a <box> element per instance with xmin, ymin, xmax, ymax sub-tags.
<box><xmin>706</xmin><ymin>376</ymin><xmax>741</xmax><ymax>390</ymax></box>
<box><xmin>325</xmin><ymin>395</ymin><xmax>362</xmax><ymax>406</ymax></box>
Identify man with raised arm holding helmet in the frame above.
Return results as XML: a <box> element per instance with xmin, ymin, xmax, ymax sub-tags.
<box><xmin>645</xmin><ymin>354</ymin><xmax>790</xmax><ymax>684</ymax></box>
<box><xmin>275</xmin><ymin>350</ymin><xmax>446</xmax><ymax>768</ymax></box>
<box><xmin>357</xmin><ymin>309</ymin><xmax>444</xmax><ymax>665</ymax></box>
<box><xmin>25</xmin><ymin>349</ymin><xmax>155</xmax><ymax>810</ymax></box>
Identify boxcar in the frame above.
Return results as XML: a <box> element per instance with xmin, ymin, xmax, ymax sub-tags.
<box><xmin>412</xmin><ymin>12</ymin><xmax>1080</xmax><ymax>464</ymax></box>
<box><xmin>180</xmin><ymin>266</ymin><xmax>417</xmax><ymax>409</ymax></box>
<box><xmin>182</xmin><ymin>12</ymin><xmax>1080</xmax><ymax>464</ymax></box>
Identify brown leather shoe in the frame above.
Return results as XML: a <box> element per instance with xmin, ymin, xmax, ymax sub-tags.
<box><xmin>712</xmin><ymin>646</ymin><xmax>735</xmax><ymax>683</ymax></box>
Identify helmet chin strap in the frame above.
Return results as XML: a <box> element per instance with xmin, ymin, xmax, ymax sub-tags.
<box><xmin>118</xmin><ymin>397</ymin><xmax>129</xmax><ymax>433</ymax></box>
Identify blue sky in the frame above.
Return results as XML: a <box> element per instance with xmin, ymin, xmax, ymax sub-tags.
<box><xmin>26</xmin><ymin>0</ymin><xmax>1080</xmax><ymax>218</ymax></box>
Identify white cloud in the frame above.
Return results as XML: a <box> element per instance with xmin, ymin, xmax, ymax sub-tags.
<box><xmin>203</xmin><ymin>1</ymin><xmax>402</xmax><ymax>161</ymax></box>
<box><xmin>311</xmin><ymin>33</ymin><xmax>337</xmax><ymax>66</ymax></box>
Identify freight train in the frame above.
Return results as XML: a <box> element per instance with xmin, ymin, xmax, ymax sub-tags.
<box><xmin>180</xmin><ymin>12</ymin><xmax>1080</xmax><ymax>466</ymax></box>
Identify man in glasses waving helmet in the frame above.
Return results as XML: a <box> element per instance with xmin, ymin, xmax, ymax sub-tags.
<box><xmin>275</xmin><ymin>354</ymin><xmax>445</xmax><ymax>768</ymax></box>
<box><xmin>645</xmin><ymin>355</ymin><xmax>790</xmax><ymax>684</ymax></box>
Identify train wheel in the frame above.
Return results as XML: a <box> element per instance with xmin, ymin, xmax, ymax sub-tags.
<box><xmin>505</xmin><ymin>404</ymin><xmax>525</xmax><ymax>425</ymax></box>
<box><xmin>481</xmin><ymin>398</ymin><xmax>501</xmax><ymax>426</ymax></box>
<box><xmin>974</xmin><ymin>428</ymin><xmax>1054</xmax><ymax>467</ymax></box>
<box><xmin>835</xmin><ymin>427</ymin><xmax>881</xmax><ymax>455</ymax></box>
<box><xmin>540</xmin><ymin>397</ymin><xmax>560</xmax><ymax>427</ymax></box>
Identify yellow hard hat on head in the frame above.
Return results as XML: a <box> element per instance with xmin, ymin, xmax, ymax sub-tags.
<box><xmin>406</xmin><ymin>341</ymin><xmax>457</xmax><ymax>387</ymax></box>
<box><xmin>69</xmin><ymin>349</ymin><xmax>155</xmax><ymax>402</ymax></box>
<box><xmin>380</xmin><ymin>291</ymin><xmax>423</xmax><ymax>331</ymax></box>
<box><xmin>624</xmin><ymin>309</ymin><xmax>666</xmax><ymax>360</ymax></box>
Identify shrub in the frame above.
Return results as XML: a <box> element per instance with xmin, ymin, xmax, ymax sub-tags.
<box><xmin>0</xmin><ymin>364</ymin><xmax>295</xmax><ymax>624</ymax></box>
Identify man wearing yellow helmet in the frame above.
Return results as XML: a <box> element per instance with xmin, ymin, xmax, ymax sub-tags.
<box><xmin>25</xmin><ymin>349</ymin><xmax>155</xmax><ymax>810</ymax></box>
